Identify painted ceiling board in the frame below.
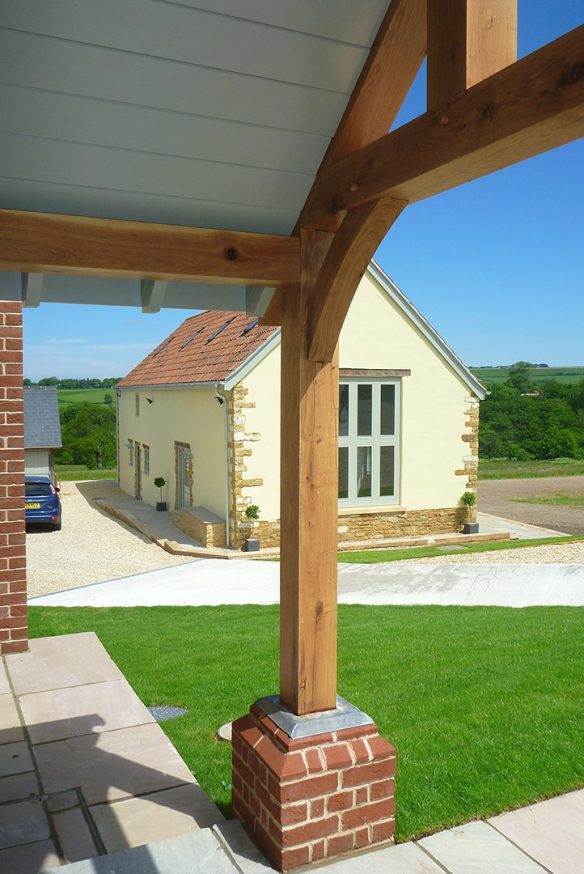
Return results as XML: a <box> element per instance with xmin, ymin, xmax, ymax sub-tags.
<box><xmin>162</xmin><ymin>0</ymin><xmax>389</xmax><ymax>45</ymax></box>
<box><xmin>0</xmin><ymin>85</ymin><xmax>328</xmax><ymax>175</ymax></box>
<box><xmin>3</xmin><ymin>0</ymin><xmax>368</xmax><ymax>92</ymax></box>
<box><xmin>0</xmin><ymin>134</ymin><xmax>313</xmax><ymax>211</ymax></box>
<box><xmin>0</xmin><ymin>178</ymin><xmax>299</xmax><ymax>235</ymax></box>
<box><xmin>0</xmin><ymin>30</ymin><xmax>348</xmax><ymax>136</ymax></box>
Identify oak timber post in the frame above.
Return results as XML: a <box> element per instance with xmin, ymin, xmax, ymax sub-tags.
<box><xmin>279</xmin><ymin>230</ymin><xmax>339</xmax><ymax>716</ymax></box>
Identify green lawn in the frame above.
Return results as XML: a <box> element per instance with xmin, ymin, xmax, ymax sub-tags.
<box><xmin>514</xmin><ymin>494</ymin><xmax>584</xmax><ymax>508</ymax></box>
<box><xmin>55</xmin><ymin>465</ymin><xmax>117</xmax><ymax>481</ymax></box>
<box><xmin>338</xmin><ymin>534</ymin><xmax>584</xmax><ymax>563</ymax></box>
<box><xmin>471</xmin><ymin>365</ymin><xmax>584</xmax><ymax>386</ymax></box>
<box><xmin>29</xmin><ymin>606</ymin><xmax>584</xmax><ymax>841</ymax></box>
<box><xmin>479</xmin><ymin>458</ymin><xmax>584</xmax><ymax>480</ymax></box>
<box><xmin>58</xmin><ymin>388</ymin><xmax>115</xmax><ymax>407</ymax></box>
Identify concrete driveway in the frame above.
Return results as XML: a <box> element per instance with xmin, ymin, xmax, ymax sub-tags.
<box><xmin>31</xmin><ymin>558</ymin><xmax>584</xmax><ymax>608</ymax></box>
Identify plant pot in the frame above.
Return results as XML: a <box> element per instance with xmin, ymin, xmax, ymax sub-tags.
<box><xmin>244</xmin><ymin>537</ymin><xmax>260</xmax><ymax>552</ymax></box>
<box><xmin>463</xmin><ymin>522</ymin><xmax>479</xmax><ymax>534</ymax></box>
<box><xmin>156</xmin><ymin>501</ymin><xmax>167</xmax><ymax>512</ymax></box>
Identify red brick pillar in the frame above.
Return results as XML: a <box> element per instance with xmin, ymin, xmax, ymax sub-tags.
<box><xmin>0</xmin><ymin>300</ymin><xmax>28</xmax><ymax>654</ymax></box>
<box><xmin>232</xmin><ymin>699</ymin><xmax>396</xmax><ymax>870</ymax></box>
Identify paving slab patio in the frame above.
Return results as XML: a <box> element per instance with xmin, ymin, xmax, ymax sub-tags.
<box><xmin>0</xmin><ymin>632</ymin><xmax>224</xmax><ymax>873</ymax></box>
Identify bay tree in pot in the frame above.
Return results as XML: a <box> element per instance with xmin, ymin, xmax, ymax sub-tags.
<box><xmin>461</xmin><ymin>490</ymin><xmax>478</xmax><ymax>534</ymax></box>
<box><xmin>244</xmin><ymin>504</ymin><xmax>261</xmax><ymax>552</ymax></box>
<box><xmin>154</xmin><ymin>476</ymin><xmax>167</xmax><ymax>511</ymax></box>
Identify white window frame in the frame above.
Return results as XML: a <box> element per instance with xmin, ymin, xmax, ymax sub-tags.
<box><xmin>338</xmin><ymin>378</ymin><xmax>400</xmax><ymax>507</ymax></box>
<box><xmin>143</xmin><ymin>444</ymin><xmax>150</xmax><ymax>476</ymax></box>
<box><xmin>128</xmin><ymin>439</ymin><xmax>134</xmax><ymax>466</ymax></box>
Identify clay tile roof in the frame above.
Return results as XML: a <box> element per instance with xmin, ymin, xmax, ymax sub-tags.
<box><xmin>118</xmin><ymin>310</ymin><xmax>278</xmax><ymax>388</ymax></box>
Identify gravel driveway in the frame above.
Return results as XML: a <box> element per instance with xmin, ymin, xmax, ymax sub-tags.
<box><xmin>479</xmin><ymin>475</ymin><xmax>584</xmax><ymax>535</ymax></box>
<box><xmin>26</xmin><ymin>480</ymin><xmax>194</xmax><ymax>597</ymax></box>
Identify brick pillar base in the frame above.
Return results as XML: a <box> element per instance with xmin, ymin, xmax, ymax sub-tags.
<box><xmin>0</xmin><ymin>300</ymin><xmax>27</xmax><ymax>654</ymax></box>
<box><xmin>232</xmin><ymin>698</ymin><xmax>396</xmax><ymax>870</ymax></box>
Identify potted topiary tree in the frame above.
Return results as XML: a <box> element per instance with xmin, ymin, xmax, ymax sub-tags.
<box><xmin>154</xmin><ymin>476</ymin><xmax>167</xmax><ymax>511</ymax></box>
<box><xmin>244</xmin><ymin>504</ymin><xmax>261</xmax><ymax>552</ymax></box>
<box><xmin>461</xmin><ymin>490</ymin><xmax>478</xmax><ymax>534</ymax></box>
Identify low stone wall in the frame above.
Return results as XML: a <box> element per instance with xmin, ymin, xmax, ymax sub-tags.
<box><xmin>173</xmin><ymin>507</ymin><xmax>226</xmax><ymax>548</ymax></box>
<box><xmin>337</xmin><ymin>507</ymin><xmax>467</xmax><ymax>543</ymax></box>
<box><xmin>232</xmin><ymin>507</ymin><xmax>466</xmax><ymax>550</ymax></box>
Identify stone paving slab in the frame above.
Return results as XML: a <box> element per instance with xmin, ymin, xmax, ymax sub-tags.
<box><xmin>0</xmin><ymin>738</ymin><xmax>34</xmax><ymax>776</ymax></box>
<box><xmin>91</xmin><ymin>783</ymin><xmax>224</xmax><ymax>852</ymax></box>
<box><xmin>0</xmin><ymin>690</ymin><xmax>25</xmax><ymax>743</ymax></box>
<box><xmin>213</xmin><ymin>820</ymin><xmax>274</xmax><ymax>873</ymax></box>
<box><xmin>0</xmin><ymin>839</ymin><xmax>61</xmax><ymax>873</ymax></box>
<box><xmin>0</xmin><ymin>661</ymin><xmax>10</xmax><ymax>695</ymax></box>
<box><xmin>53</xmin><ymin>807</ymin><xmax>100</xmax><ymax>863</ymax></box>
<box><xmin>44</xmin><ymin>828</ymin><xmax>236</xmax><ymax>874</ymax></box>
<box><xmin>489</xmin><ymin>788</ymin><xmax>584</xmax><ymax>873</ymax></box>
<box><xmin>0</xmin><ymin>797</ymin><xmax>50</xmax><ymax>849</ymax></box>
<box><xmin>21</xmin><ymin>679</ymin><xmax>155</xmax><ymax>744</ymax></box>
<box><xmin>5</xmin><ymin>632</ymin><xmax>124</xmax><ymax>695</ymax></box>
<box><xmin>418</xmin><ymin>821</ymin><xmax>547</xmax><ymax>872</ymax></box>
<box><xmin>35</xmin><ymin>722</ymin><xmax>197</xmax><ymax>805</ymax></box>
<box><xmin>0</xmin><ymin>770</ymin><xmax>39</xmax><ymax>803</ymax></box>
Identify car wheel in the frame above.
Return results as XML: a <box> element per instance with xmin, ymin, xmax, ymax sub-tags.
<box><xmin>53</xmin><ymin>518</ymin><xmax>62</xmax><ymax>531</ymax></box>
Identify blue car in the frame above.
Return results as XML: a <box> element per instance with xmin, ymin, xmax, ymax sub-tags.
<box><xmin>25</xmin><ymin>476</ymin><xmax>62</xmax><ymax>530</ymax></box>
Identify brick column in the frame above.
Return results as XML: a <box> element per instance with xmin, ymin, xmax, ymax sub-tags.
<box><xmin>232</xmin><ymin>698</ymin><xmax>396</xmax><ymax>870</ymax></box>
<box><xmin>0</xmin><ymin>300</ymin><xmax>28</xmax><ymax>654</ymax></box>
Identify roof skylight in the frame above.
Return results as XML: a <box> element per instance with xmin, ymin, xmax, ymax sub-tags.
<box><xmin>240</xmin><ymin>318</ymin><xmax>259</xmax><ymax>337</ymax></box>
<box><xmin>152</xmin><ymin>338</ymin><xmax>172</xmax><ymax>357</ymax></box>
<box><xmin>180</xmin><ymin>328</ymin><xmax>202</xmax><ymax>350</ymax></box>
<box><xmin>206</xmin><ymin>317</ymin><xmax>235</xmax><ymax>343</ymax></box>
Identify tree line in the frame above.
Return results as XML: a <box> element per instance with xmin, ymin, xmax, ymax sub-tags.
<box><xmin>24</xmin><ymin>377</ymin><xmax>122</xmax><ymax>388</ymax></box>
<box><xmin>480</xmin><ymin>363</ymin><xmax>584</xmax><ymax>460</ymax></box>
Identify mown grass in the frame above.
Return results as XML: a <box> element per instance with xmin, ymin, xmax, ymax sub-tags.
<box><xmin>479</xmin><ymin>458</ymin><xmax>584</xmax><ymax>480</ymax></box>
<box><xmin>514</xmin><ymin>494</ymin><xmax>584</xmax><ymax>508</ymax></box>
<box><xmin>58</xmin><ymin>388</ymin><xmax>115</xmax><ymax>407</ymax></box>
<box><xmin>471</xmin><ymin>366</ymin><xmax>584</xmax><ymax>385</ymax></box>
<box><xmin>29</xmin><ymin>606</ymin><xmax>584</xmax><ymax>841</ymax></box>
<box><xmin>55</xmin><ymin>465</ymin><xmax>117</xmax><ymax>481</ymax></box>
<box><xmin>337</xmin><ymin>534</ymin><xmax>584</xmax><ymax>563</ymax></box>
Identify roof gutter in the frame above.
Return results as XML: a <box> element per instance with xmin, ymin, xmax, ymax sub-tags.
<box><xmin>214</xmin><ymin>384</ymin><xmax>231</xmax><ymax>549</ymax></box>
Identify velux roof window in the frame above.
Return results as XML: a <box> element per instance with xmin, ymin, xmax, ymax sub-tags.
<box><xmin>206</xmin><ymin>318</ymin><xmax>234</xmax><ymax>343</ymax></box>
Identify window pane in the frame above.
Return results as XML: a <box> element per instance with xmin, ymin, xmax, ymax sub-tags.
<box><xmin>357</xmin><ymin>384</ymin><xmax>372</xmax><ymax>436</ymax></box>
<box><xmin>338</xmin><ymin>447</ymin><xmax>349</xmax><ymax>499</ymax></box>
<box><xmin>357</xmin><ymin>446</ymin><xmax>372</xmax><ymax>497</ymax></box>
<box><xmin>339</xmin><ymin>384</ymin><xmax>349</xmax><ymax>437</ymax></box>
<box><xmin>380</xmin><ymin>385</ymin><xmax>395</xmax><ymax>435</ymax></box>
<box><xmin>380</xmin><ymin>446</ymin><xmax>395</xmax><ymax>497</ymax></box>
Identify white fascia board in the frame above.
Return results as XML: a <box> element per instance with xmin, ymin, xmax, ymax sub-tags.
<box><xmin>224</xmin><ymin>329</ymin><xmax>282</xmax><ymax>390</ymax></box>
<box><xmin>368</xmin><ymin>260</ymin><xmax>487</xmax><ymax>400</ymax></box>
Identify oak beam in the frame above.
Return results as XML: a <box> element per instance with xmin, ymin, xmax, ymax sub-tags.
<box><xmin>308</xmin><ymin>197</ymin><xmax>406</xmax><ymax>362</ymax></box>
<box><xmin>280</xmin><ymin>230</ymin><xmax>339</xmax><ymax>715</ymax></box>
<box><xmin>427</xmin><ymin>0</ymin><xmax>517</xmax><ymax>110</ymax></box>
<box><xmin>303</xmin><ymin>23</ymin><xmax>584</xmax><ymax>225</ymax></box>
<box><xmin>0</xmin><ymin>210</ymin><xmax>300</xmax><ymax>286</ymax></box>
<box><xmin>261</xmin><ymin>0</ymin><xmax>426</xmax><ymax>326</ymax></box>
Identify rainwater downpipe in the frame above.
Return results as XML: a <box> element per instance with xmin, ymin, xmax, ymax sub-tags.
<box><xmin>215</xmin><ymin>384</ymin><xmax>231</xmax><ymax>548</ymax></box>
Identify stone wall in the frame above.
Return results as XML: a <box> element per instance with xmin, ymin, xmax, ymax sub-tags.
<box><xmin>173</xmin><ymin>506</ymin><xmax>226</xmax><ymax>548</ymax></box>
<box><xmin>454</xmin><ymin>395</ymin><xmax>480</xmax><ymax>522</ymax></box>
<box><xmin>226</xmin><ymin>386</ymin><xmax>280</xmax><ymax>549</ymax></box>
<box><xmin>337</xmin><ymin>507</ymin><xmax>467</xmax><ymax>543</ymax></box>
<box><xmin>0</xmin><ymin>300</ymin><xmax>27</xmax><ymax>654</ymax></box>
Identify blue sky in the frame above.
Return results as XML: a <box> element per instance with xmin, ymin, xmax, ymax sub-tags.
<box><xmin>23</xmin><ymin>1</ymin><xmax>584</xmax><ymax>380</ymax></box>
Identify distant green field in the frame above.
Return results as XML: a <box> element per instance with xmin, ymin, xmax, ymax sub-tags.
<box><xmin>471</xmin><ymin>366</ymin><xmax>584</xmax><ymax>386</ymax></box>
<box><xmin>478</xmin><ymin>458</ymin><xmax>584</xmax><ymax>480</ymax></box>
<box><xmin>55</xmin><ymin>465</ymin><xmax>117</xmax><ymax>481</ymax></box>
<box><xmin>58</xmin><ymin>388</ymin><xmax>115</xmax><ymax>406</ymax></box>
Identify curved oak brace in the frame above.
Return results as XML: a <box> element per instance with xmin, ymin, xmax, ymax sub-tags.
<box><xmin>307</xmin><ymin>197</ymin><xmax>407</xmax><ymax>363</ymax></box>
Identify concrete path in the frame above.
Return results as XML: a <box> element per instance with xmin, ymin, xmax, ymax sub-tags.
<box><xmin>477</xmin><ymin>511</ymin><xmax>564</xmax><ymax>540</ymax></box>
<box><xmin>31</xmin><ymin>558</ymin><xmax>584</xmax><ymax>607</ymax></box>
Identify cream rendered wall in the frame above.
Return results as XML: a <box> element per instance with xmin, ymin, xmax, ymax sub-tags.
<box><xmin>238</xmin><ymin>271</ymin><xmax>472</xmax><ymax>519</ymax></box>
<box><xmin>238</xmin><ymin>344</ymin><xmax>281</xmax><ymax>520</ymax></box>
<box><xmin>118</xmin><ymin>387</ymin><xmax>226</xmax><ymax>517</ymax></box>
<box><xmin>340</xmin><ymin>272</ymin><xmax>470</xmax><ymax>511</ymax></box>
